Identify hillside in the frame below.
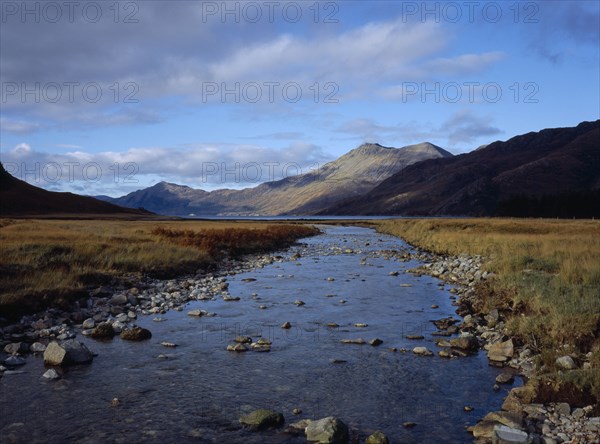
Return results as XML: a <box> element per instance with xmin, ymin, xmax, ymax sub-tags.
<box><xmin>100</xmin><ymin>142</ymin><xmax>453</xmax><ymax>215</ymax></box>
<box><xmin>0</xmin><ymin>163</ymin><xmax>153</xmax><ymax>217</ymax></box>
<box><xmin>321</xmin><ymin>120</ymin><xmax>600</xmax><ymax>217</ymax></box>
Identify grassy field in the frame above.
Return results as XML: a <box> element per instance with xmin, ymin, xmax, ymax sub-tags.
<box><xmin>0</xmin><ymin>219</ymin><xmax>318</xmax><ymax>319</ymax></box>
<box><xmin>376</xmin><ymin>218</ymin><xmax>600</xmax><ymax>399</ymax></box>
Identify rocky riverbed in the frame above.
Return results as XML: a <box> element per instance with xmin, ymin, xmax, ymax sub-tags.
<box><xmin>0</xmin><ymin>225</ymin><xmax>597</xmax><ymax>443</ymax></box>
<box><xmin>408</xmin><ymin>251</ymin><xmax>599</xmax><ymax>444</ymax></box>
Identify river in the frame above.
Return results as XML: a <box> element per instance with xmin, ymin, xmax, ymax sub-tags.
<box><xmin>0</xmin><ymin>225</ymin><xmax>511</xmax><ymax>443</ymax></box>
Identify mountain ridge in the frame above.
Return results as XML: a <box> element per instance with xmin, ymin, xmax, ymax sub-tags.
<box><xmin>99</xmin><ymin>141</ymin><xmax>453</xmax><ymax>215</ymax></box>
<box><xmin>320</xmin><ymin>120</ymin><xmax>600</xmax><ymax>216</ymax></box>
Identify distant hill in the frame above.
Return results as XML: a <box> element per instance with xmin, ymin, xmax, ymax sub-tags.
<box><xmin>0</xmin><ymin>163</ymin><xmax>153</xmax><ymax>217</ymax></box>
<box><xmin>99</xmin><ymin>142</ymin><xmax>453</xmax><ymax>215</ymax></box>
<box><xmin>321</xmin><ymin>120</ymin><xmax>600</xmax><ymax>217</ymax></box>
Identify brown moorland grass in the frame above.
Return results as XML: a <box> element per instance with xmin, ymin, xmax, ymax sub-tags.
<box><xmin>0</xmin><ymin>219</ymin><xmax>318</xmax><ymax>319</ymax></box>
<box><xmin>376</xmin><ymin>218</ymin><xmax>600</xmax><ymax>399</ymax></box>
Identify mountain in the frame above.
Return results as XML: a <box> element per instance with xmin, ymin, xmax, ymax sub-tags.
<box><xmin>0</xmin><ymin>163</ymin><xmax>153</xmax><ymax>217</ymax></box>
<box><xmin>321</xmin><ymin>120</ymin><xmax>600</xmax><ymax>216</ymax></box>
<box><xmin>99</xmin><ymin>142</ymin><xmax>453</xmax><ymax>215</ymax></box>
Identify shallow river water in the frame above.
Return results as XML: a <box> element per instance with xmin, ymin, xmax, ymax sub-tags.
<box><xmin>0</xmin><ymin>226</ymin><xmax>512</xmax><ymax>443</ymax></box>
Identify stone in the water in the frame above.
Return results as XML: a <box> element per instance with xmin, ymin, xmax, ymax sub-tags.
<box><xmin>413</xmin><ymin>347</ymin><xmax>433</xmax><ymax>356</ymax></box>
<box><xmin>111</xmin><ymin>397</ymin><xmax>121</xmax><ymax>407</ymax></box>
<box><xmin>82</xmin><ymin>318</ymin><xmax>95</xmax><ymax>329</ymax></box>
<box><xmin>389</xmin><ymin>271</ymin><xmax>399</xmax><ymax>276</ymax></box>
<box><xmin>403</xmin><ymin>422</ymin><xmax>416</xmax><ymax>428</ymax></box>
<box><xmin>161</xmin><ymin>342</ymin><xmax>177</xmax><ymax>348</ymax></box>
<box><xmin>366</xmin><ymin>431</ymin><xmax>389</xmax><ymax>444</ymax></box>
<box><xmin>464</xmin><ymin>406</ymin><xmax>474</xmax><ymax>412</ymax></box>
<box><xmin>369</xmin><ymin>338</ymin><xmax>383</xmax><ymax>346</ymax></box>
<box><xmin>43</xmin><ymin>340</ymin><xmax>94</xmax><ymax>366</ymax></box>
<box><xmin>42</xmin><ymin>369</ymin><xmax>60</xmax><ymax>380</ymax></box>
<box><xmin>555</xmin><ymin>355</ymin><xmax>577</xmax><ymax>370</ymax></box>
<box><xmin>281</xmin><ymin>321</ymin><xmax>292</xmax><ymax>329</ymax></box>
<box><xmin>406</xmin><ymin>335</ymin><xmax>425</xmax><ymax>340</ymax></box>
<box><xmin>234</xmin><ymin>335</ymin><xmax>252</xmax><ymax>344</ymax></box>
<box><xmin>496</xmin><ymin>371</ymin><xmax>515</xmax><ymax>384</ymax></box>
<box><xmin>227</xmin><ymin>343</ymin><xmax>248</xmax><ymax>352</ymax></box>
<box><xmin>326</xmin><ymin>323</ymin><xmax>339</xmax><ymax>328</ymax></box>
<box><xmin>4</xmin><ymin>356</ymin><xmax>26</xmax><ymax>367</ymax></box>
<box><xmin>223</xmin><ymin>296</ymin><xmax>240</xmax><ymax>301</ymax></box>
<box><xmin>305</xmin><ymin>416</ymin><xmax>349</xmax><ymax>444</ymax></box>
<box><xmin>438</xmin><ymin>349</ymin><xmax>453</xmax><ymax>358</ymax></box>
<box><xmin>294</xmin><ymin>300</ymin><xmax>305</xmax><ymax>306</ymax></box>
<box><xmin>30</xmin><ymin>342</ymin><xmax>46</xmax><ymax>353</ymax></box>
<box><xmin>341</xmin><ymin>338</ymin><xmax>366</xmax><ymax>345</ymax></box>
<box><xmin>187</xmin><ymin>309</ymin><xmax>204</xmax><ymax>317</ymax></box>
<box><xmin>286</xmin><ymin>419</ymin><xmax>311</xmax><ymax>436</ymax></box>
<box><xmin>354</xmin><ymin>323</ymin><xmax>368</xmax><ymax>328</ymax></box>
<box><xmin>120</xmin><ymin>327</ymin><xmax>152</xmax><ymax>341</ymax></box>
<box><xmin>239</xmin><ymin>409</ymin><xmax>284</xmax><ymax>430</ymax></box>
<box><xmin>431</xmin><ymin>304</ymin><xmax>439</xmax><ymax>309</ymax></box>
<box><xmin>89</xmin><ymin>322</ymin><xmax>115</xmax><ymax>339</ymax></box>
<box><xmin>292</xmin><ymin>408</ymin><xmax>302</xmax><ymax>415</ymax></box>
<box><xmin>326</xmin><ymin>277</ymin><xmax>335</xmax><ymax>281</ymax></box>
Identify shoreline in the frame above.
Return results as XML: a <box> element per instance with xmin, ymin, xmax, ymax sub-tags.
<box><xmin>387</xmin><ymin>234</ymin><xmax>600</xmax><ymax>444</ymax></box>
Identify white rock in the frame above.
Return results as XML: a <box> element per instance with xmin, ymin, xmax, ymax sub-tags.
<box><xmin>42</xmin><ymin>369</ymin><xmax>61</xmax><ymax>380</ymax></box>
<box><xmin>555</xmin><ymin>355</ymin><xmax>577</xmax><ymax>370</ymax></box>
<box><xmin>30</xmin><ymin>342</ymin><xmax>46</xmax><ymax>353</ymax></box>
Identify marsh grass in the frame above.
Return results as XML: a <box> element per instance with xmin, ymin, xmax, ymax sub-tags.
<box><xmin>0</xmin><ymin>219</ymin><xmax>318</xmax><ymax>319</ymax></box>
<box><xmin>376</xmin><ymin>218</ymin><xmax>600</xmax><ymax>399</ymax></box>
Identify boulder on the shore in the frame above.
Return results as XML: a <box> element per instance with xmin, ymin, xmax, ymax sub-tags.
<box><xmin>450</xmin><ymin>335</ymin><xmax>479</xmax><ymax>352</ymax></box>
<box><xmin>43</xmin><ymin>340</ymin><xmax>94</xmax><ymax>366</ymax></box>
<box><xmin>4</xmin><ymin>342</ymin><xmax>29</xmax><ymax>355</ymax></box>
<box><xmin>89</xmin><ymin>322</ymin><xmax>115</xmax><ymax>339</ymax></box>
<box><xmin>492</xmin><ymin>424</ymin><xmax>530</xmax><ymax>443</ymax></box>
<box><xmin>487</xmin><ymin>339</ymin><xmax>513</xmax><ymax>362</ymax></box>
<box><xmin>483</xmin><ymin>411</ymin><xmax>523</xmax><ymax>430</ymax></box>
<box><xmin>120</xmin><ymin>327</ymin><xmax>152</xmax><ymax>341</ymax></box>
<box><xmin>501</xmin><ymin>386</ymin><xmax>537</xmax><ymax>414</ymax></box>
<box><xmin>30</xmin><ymin>342</ymin><xmax>47</xmax><ymax>353</ymax></box>
<box><xmin>555</xmin><ymin>355</ymin><xmax>577</xmax><ymax>370</ymax></box>
<box><xmin>239</xmin><ymin>409</ymin><xmax>284</xmax><ymax>430</ymax></box>
<box><xmin>305</xmin><ymin>416</ymin><xmax>349</xmax><ymax>444</ymax></box>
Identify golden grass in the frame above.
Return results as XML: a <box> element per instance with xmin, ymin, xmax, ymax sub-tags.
<box><xmin>0</xmin><ymin>219</ymin><xmax>318</xmax><ymax>318</ymax></box>
<box><xmin>376</xmin><ymin>218</ymin><xmax>600</xmax><ymax>398</ymax></box>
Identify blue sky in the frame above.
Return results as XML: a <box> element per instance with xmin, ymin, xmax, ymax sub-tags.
<box><xmin>1</xmin><ymin>0</ymin><xmax>598</xmax><ymax>196</ymax></box>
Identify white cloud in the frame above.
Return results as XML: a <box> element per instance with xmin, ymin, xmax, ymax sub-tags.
<box><xmin>1</xmin><ymin>141</ymin><xmax>332</xmax><ymax>196</ymax></box>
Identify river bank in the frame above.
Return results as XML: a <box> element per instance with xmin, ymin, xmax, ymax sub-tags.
<box><xmin>375</xmin><ymin>219</ymin><xmax>600</xmax><ymax>444</ymax></box>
